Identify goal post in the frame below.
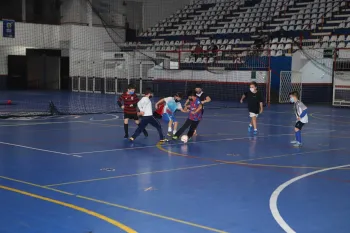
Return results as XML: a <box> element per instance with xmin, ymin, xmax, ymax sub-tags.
<box><xmin>279</xmin><ymin>71</ymin><xmax>302</xmax><ymax>103</ymax></box>
<box><xmin>333</xmin><ymin>48</ymin><xmax>350</xmax><ymax>107</ymax></box>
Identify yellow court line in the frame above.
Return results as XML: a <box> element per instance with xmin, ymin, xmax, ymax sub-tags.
<box><xmin>46</xmin><ymin>163</ymin><xmax>224</xmax><ymax>187</ymax></box>
<box><xmin>0</xmin><ymin>176</ymin><xmax>227</xmax><ymax>233</ymax></box>
<box><xmin>0</xmin><ymin>176</ymin><xmax>74</xmax><ymax>196</ymax></box>
<box><xmin>77</xmin><ymin>195</ymin><xmax>228</xmax><ymax>233</ymax></box>
<box><xmin>0</xmin><ymin>185</ymin><xmax>136</xmax><ymax>233</ymax></box>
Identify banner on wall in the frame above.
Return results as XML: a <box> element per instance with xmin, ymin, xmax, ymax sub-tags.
<box><xmin>2</xmin><ymin>19</ymin><xmax>15</xmax><ymax>38</ymax></box>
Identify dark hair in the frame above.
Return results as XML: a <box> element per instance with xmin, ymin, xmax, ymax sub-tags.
<box><xmin>127</xmin><ymin>84</ymin><xmax>136</xmax><ymax>90</ymax></box>
<box><xmin>289</xmin><ymin>91</ymin><xmax>300</xmax><ymax>99</ymax></box>
<box><xmin>144</xmin><ymin>88</ymin><xmax>153</xmax><ymax>95</ymax></box>
<box><xmin>174</xmin><ymin>92</ymin><xmax>183</xmax><ymax>98</ymax></box>
<box><xmin>188</xmin><ymin>91</ymin><xmax>197</xmax><ymax>97</ymax></box>
<box><xmin>250</xmin><ymin>81</ymin><xmax>257</xmax><ymax>87</ymax></box>
<box><xmin>195</xmin><ymin>84</ymin><xmax>202</xmax><ymax>89</ymax></box>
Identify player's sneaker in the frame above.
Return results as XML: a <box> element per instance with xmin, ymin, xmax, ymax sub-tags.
<box><xmin>290</xmin><ymin>140</ymin><xmax>298</xmax><ymax>144</ymax></box>
<box><xmin>253</xmin><ymin>129</ymin><xmax>258</xmax><ymax>135</ymax></box>
<box><xmin>124</xmin><ymin>134</ymin><xmax>129</xmax><ymax>139</ymax></box>
<box><xmin>129</xmin><ymin>137</ymin><xmax>135</xmax><ymax>142</ymax></box>
<box><xmin>143</xmin><ymin>130</ymin><xmax>148</xmax><ymax>137</ymax></box>
<box><xmin>172</xmin><ymin>136</ymin><xmax>179</xmax><ymax>140</ymax></box>
<box><xmin>248</xmin><ymin>125</ymin><xmax>253</xmax><ymax>132</ymax></box>
<box><xmin>293</xmin><ymin>142</ymin><xmax>302</xmax><ymax>147</ymax></box>
<box><xmin>159</xmin><ymin>139</ymin><xmax>169</xmax><ymax>143</ymax></box>
<box><xmin>167</xmin><ymin>132</ymin><xmax>172</xmax><ymax>137</ymax></box>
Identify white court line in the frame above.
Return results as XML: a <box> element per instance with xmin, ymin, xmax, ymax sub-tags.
<box><xmin>74</xmin><ymin>130</ymin><xmax>335</xmax><ymax>155</ymax></box>
<box><xmin>0</xmin><ymin>141</ymin><xmax>81</xmax><ymax>158</ymax></box>
<box><xmin>269</xmin><ymin>163</ymin><xmax>350</xmax><ymax>233</ymax></box>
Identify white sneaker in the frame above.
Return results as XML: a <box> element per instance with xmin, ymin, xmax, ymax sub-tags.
<box><xmin>290</xmin><ymin>140</ymin><xmax>298</xmax><ymax>144</ymax></box>
<box><xmin>293</xmin><ymin>142</ymin><xmax>302</xmax><ymax>147</ymax></box>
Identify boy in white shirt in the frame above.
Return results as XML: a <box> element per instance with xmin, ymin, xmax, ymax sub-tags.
<box><xmin>129</xmin><ymin>88</ymin><xmax>167</xmax><ymax>142</ymax></box>
<box><xmin>289</xmin><ymin>91</ymin><xmax>308</xmax><ymax>147</ymax></box>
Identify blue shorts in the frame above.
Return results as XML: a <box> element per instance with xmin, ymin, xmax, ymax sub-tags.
<box><xmin>162</xmin><ymin>113</ymin><xmax>177</xmax><ymax>123</ymax></box>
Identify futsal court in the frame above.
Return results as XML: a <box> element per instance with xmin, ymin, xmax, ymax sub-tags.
<box><xmin>0</xmin><ymin>92</ymin><xmax>349</xmax><ymax>233</ymax></box>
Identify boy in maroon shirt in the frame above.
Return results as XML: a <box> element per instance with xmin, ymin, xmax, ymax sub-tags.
<box><xmin>117</xmin><ymin>84</ymin><xmax>148</xmax><ymax>138</ymax></box>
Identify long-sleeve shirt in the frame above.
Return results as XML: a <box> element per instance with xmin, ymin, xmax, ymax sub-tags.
<box><xmin>137</xmin><ymin>97</ymin><xmax>153</xmax><ymax>116</ymax></box>
<box><xmin>117</xmin><ymin>93</ymin><xmax>139</xmax><ymax>114</ymax></box>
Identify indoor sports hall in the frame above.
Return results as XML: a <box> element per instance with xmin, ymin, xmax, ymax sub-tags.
<box><xmin>1</xmin><ymin>0</ymin><xmax>350</xmax><ymax>233</ymax></box>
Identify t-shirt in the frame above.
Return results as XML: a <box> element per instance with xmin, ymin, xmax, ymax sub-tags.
<box><xmin>294</xmin><ymin>101</ymin><xmax>308</xmax><ymax>123</ymax></box>
<box><xmin>163</xmin><ymin>97</ymin><xmax>183</xmax><ymax>115</ymax></box>
<box><xmin>137</xmin><ymin>97</ymin><xmax>153</xmax><ymax>116</ymax></box>
<box><xmin>196</xmin><ymin>92</ymin><xmax>209</xmax><ymax>109</ymax></box>
<box><xmin>117</xmin><ymin>92</ymin><xmax>139</xmax><ymax>114</ymax></box>
<box><xmin>188</xmin><ymin>97</ymin><xmax>202</xmax><ymax>121</ymax></box>
<box><xmin>244</xmin><ymin>90</ymin><xmax>263</xmax><ymax>114</ymax></box>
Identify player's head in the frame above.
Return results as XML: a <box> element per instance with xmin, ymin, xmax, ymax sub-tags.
<box><xmin>249</xmin><ymin>81</ymin><xmax>257</xmax><ymax>93</ymax></box>
<box><xmin>188</xmin><ymin>91</ymin><xmax>197</xmax><ymax>101</ymax></box>
<box><xmin>195</xmin><ymin>84</ymin><xmax>202</xmax><ymax>94</ymax></box>
<box><xmin>174</xmin><ymin>92</ymin><xmax>183</xmax><ymax>102</ymax></box>
<box><xmin>144</xmin><ymin>88</ymin><xmax>153</xmax><ymax>98</ymax></box>
<box><xmin>289</xmin><ymin>91</ymin><xmax>300</xmax><ymax>103</ymax></box>
<box><xmin>127</xmin><ymin>84</ymin><xmax>136</xmax><ymax>94</ymax></box>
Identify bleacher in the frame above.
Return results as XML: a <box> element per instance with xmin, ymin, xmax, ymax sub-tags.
<box><xmin>121</xmin><ymin>0</ymin><xmax>350</xmax><ymax>64</ymax></box>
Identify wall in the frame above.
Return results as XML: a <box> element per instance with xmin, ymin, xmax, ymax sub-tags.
<box><xmin>0</xmin><ymin>21</ymin><xmax>125</xmax><ymax>78</ymax></box>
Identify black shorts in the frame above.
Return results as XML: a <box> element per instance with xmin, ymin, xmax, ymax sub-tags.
<box><xmin>295</xmin><ymin>121</ymin><xmax>305</xmax><ymax>130</ymax></box>
<box><xmin>153</xmin><ymin>111</ymin><xmax>162</xmax><ymax>119</ymax></box>
<box><xmin>124</xmin><ymin>113</ymin><xmax>139</xmax><ymax>120</ymax></box>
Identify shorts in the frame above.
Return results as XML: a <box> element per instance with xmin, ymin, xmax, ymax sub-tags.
<box><xmin>295</xmin><ymin>121</ymin><xmax>305</xmax><ymax>130</ymax></box>
<box><xmin>249</xmin><ymin>112</ymin><xmax>259</xmax><ymax>118</ymax></box>
<box><xmin>162</xmin><ymin>113</ymin><xmax>177</xmax><ymax>123</ymax></box>
<box><xmin>124</xmin><ymin>113</ymin><xmax>139</xmax><ymax>120</ymax></box>
<box><xmin>153</xmin><ymin>111</ymin><xmax>162</xmax><ymax>119</ymax></box>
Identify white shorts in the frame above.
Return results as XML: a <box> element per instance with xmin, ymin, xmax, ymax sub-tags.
<box><xmin>249</xmin><ymin>112</ymin><xmax>259</xmax><ymax>118</ymax></box>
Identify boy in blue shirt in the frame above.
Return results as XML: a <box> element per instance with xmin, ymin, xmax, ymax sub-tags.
<box><xmin>172</xmin><ymin>92</ymin><xmax>203</xmax><ymax>140</ymax></box>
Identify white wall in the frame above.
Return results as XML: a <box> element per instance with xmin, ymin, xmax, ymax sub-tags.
<box><xmin>292</xmin><ymin>50</ymin><xmax>333</xmax><ymax>84</ymax></box>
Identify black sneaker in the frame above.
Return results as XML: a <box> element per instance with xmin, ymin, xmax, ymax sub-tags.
<box><xmin>143</xmin><ymin>130</ymin><xmax>148</xmax><ymax>137</ymax></box>
<box><xmin>124</xmin><ymin>135</ymin><xmax>129</xmax><ymax>139</ymax></box>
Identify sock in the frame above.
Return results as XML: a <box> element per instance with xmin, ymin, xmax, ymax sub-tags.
<box><xmin>295</xmin><ymin>131</ymin><xmax>301</xmax><ymax>143</ymax></box>
<box><xmin>254</xmin><ymin>129</ymin><xmax>257</xmax><ymax>131</ymax></box>
<box><xmin>249</xmin><ymin>124</ymin><xmax>252</xmax><ymax>127</ymax></box>
<box><xmin>124</xmin><ymin>123</ymin><xmax>128</xmax><ymax>136</ymax></box>
<box><xmin>168</xmin><ymin>127</ymin><xmax>172</xmax><ymax>132</ymax></box>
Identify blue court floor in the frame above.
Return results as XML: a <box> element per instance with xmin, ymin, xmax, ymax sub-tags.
<box><xmin>0</xmin><ymin>103</ymin><xmax>350</xmax><ymax>233</ymax></box>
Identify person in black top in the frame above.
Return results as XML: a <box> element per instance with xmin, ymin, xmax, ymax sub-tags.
<box><xmin>184</xmin><ymin>84</ymin><xmax>211</xmax><ymax>135</ymax></box>
<box><xmin>240</xmin><ymin>81</ymin><xmax>263</xmax><ymax>135</ymax></box>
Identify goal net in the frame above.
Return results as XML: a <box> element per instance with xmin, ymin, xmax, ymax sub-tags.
<box><xmin>333</xmin><ymin>48</ymin><xmax>350</xmax><ymax>107</ymax></box>
<box><xmin>279</xmin><ymin>71</ymin><xmax>302</xmax><ymax>103</ymax></box>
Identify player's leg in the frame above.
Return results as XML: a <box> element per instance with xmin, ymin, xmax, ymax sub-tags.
<box><xmin>187</xmin><ymin>120</ymin><xmax>200</xmax><ymax>139</ymax></box>
<box><xmin>130</xmin><ymin>117</ymin><xmax>149</xmax><ymax>141</ymax></box>
<box><xmin>193</xmin><ymin>109</ymin><xmax>204</xmax><ymax>136</ymax></box>
<box><xmin>248</xmin><ymin>113</ymin><xmax>253</xmax><ymax>132</ymax></box>
<box><xmin>124</xmin><ymin>116</ymin><xmax>129</xmax><ymax>138</ymax></box>
<box><xmin>173</xmin><ymin>121</ymin><xmax>178</xmax><ymax>135</ymax></box>
<box><xmin>173</xmin><ymin>119</ymin><xmax>192</xmax><ymax>139</ymax></box>
<box><xmin>292</xmin><ymin>121</ymin><xmax>304</xmax><ymax>147</ymax></box>
<box><xmin>167</xmin><ymin>119</ymin><xmax>173</xmax><ymax>136</ymax></box>
<box><xmin>250</xmin><ymin>113</ymin><xmax>258</xmax><ymax>134</ymax></box>
<box><xmin>148</xmin><ymin>116</ymin><xmax>167</xmax><ymax>142</ymax></box>
<box><xmin>135</xmin><ymin>117</ymin><xmax>148</xmax><ymax>137</ymax></box>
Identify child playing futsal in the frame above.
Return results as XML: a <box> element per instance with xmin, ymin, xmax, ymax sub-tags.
<box><xmin>117</xmin><ymin>84</ymin><xmax>148</xmax><ymax>138</ymax></box>
<box><xmin>172</xmin><ymin>91</ymin><xmax>202</xmax><ymax>141</ymax></box>
<box><xmin>240</xmin><ymin>81</ymin><xmax>263</xmax><ymax>134</ymax></box>
<box><xmin>289</xmin><ymin>91</ymin><xmax>308</xmax><ymax>147</ymax></box>
<box><xmin>129</xmin><ymin>88</ymin><xmax>167</xmax><ymax>142</ymax></box>
<box><xmin>154</xmin><ymin>93</ymin><xmax>187</xmax><ymax>136</ymax></box>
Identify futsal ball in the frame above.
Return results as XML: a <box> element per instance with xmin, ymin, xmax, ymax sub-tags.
<box><xmin>181</xmin><ymin>135</ymin><xmax>188</xmax><ymax>143</ymax></box>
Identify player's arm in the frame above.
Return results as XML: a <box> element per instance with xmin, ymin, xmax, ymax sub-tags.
<box><xmin>192</xmin><ymin>103</ymin><xmax>203</xmax><ymax>114</ymax></box>
<box><xmin>202</xmin><ymin>95</ymin><xmax>211</xmax><ymax>105</ymax></box>
<box><xmin>298</xmin><ymin>103</ymin><xmax>308</xmax><ymax>120</ymax></box>
<box><xmin>117</xmin><ymin>95</ymin><xmax>124</xmax><ymax>109</ymax></box>
<box><xmin>137</xmin><ymin>98</ymin><xmax>146</xmax><ymax>115</ymax></box>
<box><xmin>155</xmin><ymin>98</ymin><xmax>166</xmax><ymax>109</ymax></box>
<box><xmin>240</xmin><ymin>93</ymin><xmax>247</xmax><ymax>103</ymax></box>
<box><xmin>258</xmin><ymin>92</ymin><xmax>264</xmax><ymax>114</ymax></box>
